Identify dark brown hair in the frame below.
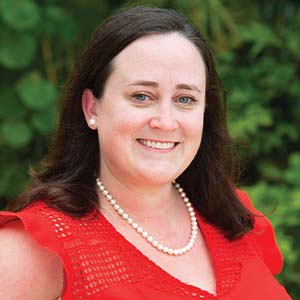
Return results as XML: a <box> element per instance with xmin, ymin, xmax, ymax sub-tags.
<box><xmin>7</xmin><ymin>6</ymin><xmax>253</xmax><ymax>239</ymax></box>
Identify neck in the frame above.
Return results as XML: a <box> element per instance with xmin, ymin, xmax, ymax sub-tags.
<box><xmin>98</xmin><ymin>173</ymin><xmax>182</xmax><ymax>224</ymax></box>
<box><xmin>96</xmin><ymin>177</ymin><xmax>198</xmax><ymax>256</ymax></box>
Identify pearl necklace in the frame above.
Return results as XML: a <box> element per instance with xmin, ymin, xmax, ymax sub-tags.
<box><xmin>96</xmin><ymin>178</ymin><xmax>198</xmax><ymax>256</ymax></box>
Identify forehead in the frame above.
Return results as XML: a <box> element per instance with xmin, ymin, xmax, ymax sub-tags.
<box><xmin>110</xmin><ymin>33</ymin><xmax>206</xmax><ymax>84</ymax></box>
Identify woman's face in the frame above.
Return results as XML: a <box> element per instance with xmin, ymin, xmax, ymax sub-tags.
<box><xmin>92</xmin><ymin>33</ymin><xmax>206</xmax><ymax>188</ymax></box>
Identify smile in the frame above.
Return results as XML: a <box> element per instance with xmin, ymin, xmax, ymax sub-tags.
<box><xmin>137</xmin><ymin>139</ymin><xmax>177</xmax><ymax>150</ymax></box>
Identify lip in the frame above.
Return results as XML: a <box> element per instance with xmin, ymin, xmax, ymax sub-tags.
<box><xmin>136</xmin><ymin>138</ymin><xmax>179</xmax><ymax>152</ymax></box>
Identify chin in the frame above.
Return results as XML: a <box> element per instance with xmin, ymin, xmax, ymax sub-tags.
<box><xmin>134</xmin><ymin>168</ymin><xmax>183</xmax><ymax>186</ymax></box>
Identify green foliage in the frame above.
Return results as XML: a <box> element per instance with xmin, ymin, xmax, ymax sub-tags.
<box><xmin>0</xmin><ymin>0</ymin><xmax>299</xmax><ymax>297</ymax></box>
<box><xmin>17</xmin><ymin>71</ymin><xmax>57</xmax><ymax>110</ymax></box>
<box><xmin>0</xmin><ymin>0</ymin><xmax>40</xmax><ymax>30</ymax></box>
<box><xmin>0</xmin><ymin>28</ymin><xmax>37</xmax><ymax>69</ymax></box>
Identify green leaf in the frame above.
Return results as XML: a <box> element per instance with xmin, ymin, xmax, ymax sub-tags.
<box><xmin>17</xmin><ymin>72</ymin><xmax>58</xmax><ymax>110</ymax></box>
<box><xmin>0</xmin><ymin>89</ymin><xmax>27</xmax><ymax>120</ymax></box>
<box><xmin>0</xmin><ymin>28</ymin><xmax>37</xmax><ymax>69</ymax></box>
<box><xmin>0</xmin><ymin>156</ymin><xmax>29</xmax><ymax>198</ymax></box>
<box><xmin>42</xmin><ymin>5</ymin><xmax>77</xmax><ymax>41</ymax></box>
<box><xmin>1</xmin><ymin>120</ymin><xmax>32</xmax><ymax>148</ymax></box>
<box><xmin>31</xmin><ymin>106</ymin><xmax>56</xmax><ymax>133</ymax></box>
<box><xmin>0</xmin><ymin>0</ymin><xmax>40</xmax><ymax>30</ymax></box>
<box><xmin>237</xmin><ymin>22</ymin><xmax>280</xmax><ymax>56</ymax></box>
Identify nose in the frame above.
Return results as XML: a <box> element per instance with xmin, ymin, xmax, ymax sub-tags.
<box><xmin>149</xmin><ymin>102</ymin><xmax>179</xmax><ymax>131</ymax></box>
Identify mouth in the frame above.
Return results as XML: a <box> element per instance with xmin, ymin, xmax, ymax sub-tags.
<box><xmin>137</xmin><ymin>138</ymin><xmax>179</xmax><ymax>150</ymax></box>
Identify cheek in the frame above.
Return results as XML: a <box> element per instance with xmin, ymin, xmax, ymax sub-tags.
<box><xmin>186</xmin><ymin>114</ymin><xmax>204</xmax><ymax>140</ymax></box>
<box><xmin>98</xmin><ymin>110</ymin><xmax>143</xmax><ymax>147</ymax></box>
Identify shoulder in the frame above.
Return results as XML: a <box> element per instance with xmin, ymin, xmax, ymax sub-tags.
<box><xmin>0</xmin><ymin>219</ymin><xmax>63</xmax><ymax>300</ymax></box>
<box><xmin>235</xmin><ymin>189</ymin><xmax>284</xmax><ymax>275</ymax></box>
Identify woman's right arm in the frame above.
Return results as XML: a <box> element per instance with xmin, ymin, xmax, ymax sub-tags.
<box><xmin>0</xmin><ymin>220</ymin><xmax>63</xmax><ymax>300</ymax></box>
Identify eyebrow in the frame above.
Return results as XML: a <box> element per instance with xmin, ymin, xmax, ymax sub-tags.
<box><xmin>126</xmin><ymin>80</ymin><xmax>201</xmax><ymax>93</ymax></box>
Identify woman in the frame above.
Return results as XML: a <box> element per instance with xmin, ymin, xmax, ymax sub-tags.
<box><xmin>0</xmin><ymin>6</ymin><xmax>291</xmax><ymax>300</ymax></box>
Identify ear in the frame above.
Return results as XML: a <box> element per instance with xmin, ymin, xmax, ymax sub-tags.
<box><xmin>82</xmin><ymin>89</ymin><xmax>98</xmax><ymax>130</ymax></box>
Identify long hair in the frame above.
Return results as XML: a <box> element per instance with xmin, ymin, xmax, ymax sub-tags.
<box><xmin>7</xmin><ymin>6</ymin><xmax>253</xmax><ymax>239</ymax></box>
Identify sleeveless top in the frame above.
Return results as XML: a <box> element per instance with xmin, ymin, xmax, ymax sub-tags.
<box><xmin>0</xmin><ymin>190</ymin><xmax>291</xmax><ymax>300</ymax></box>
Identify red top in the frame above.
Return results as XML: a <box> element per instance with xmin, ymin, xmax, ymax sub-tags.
<box><xmin>0</xmin><ymin>190</ymin><xmax>291</xmax><ymax>300</ymax></box>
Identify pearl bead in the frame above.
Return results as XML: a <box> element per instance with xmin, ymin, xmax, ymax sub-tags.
<box><xmin>188</xmin><ymin>207</ymin><xmax>194</xmax><ymax>212</ymax></box>
<box><xmin>147</xmin><ymin>236</ymin><xmax>153</xmax><ymax>243</ymax></box>
<box><xmin>152</xmin><ymin>240</ymin><xmax>158</xmax><ymax>247</ymax></box>
<box><xmin>157</xmin><ymin>244</ymin><xmax>163</xmax><ymax>251</ymax></box>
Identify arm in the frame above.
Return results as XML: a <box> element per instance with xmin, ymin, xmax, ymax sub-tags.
<box><xmin>0</xmin><ymin>220</ymin><xmax>63</xmax><ymax>300</ymax></box>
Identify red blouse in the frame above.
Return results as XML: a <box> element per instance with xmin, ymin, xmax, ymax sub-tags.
<box><xmin>0</xmin><ymin>190</ymin><xmax>291</xmax><ymax>300</ymax></box>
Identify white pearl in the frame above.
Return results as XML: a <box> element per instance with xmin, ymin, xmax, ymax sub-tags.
<box><xmin>168</xmin><ymin>249</ymin><xmax>174</xmax><ymax>255</ymax></box>
<box><xmin>190</xmin><ymin>236</ymin><xmax>196</xmax><ymax>243</ymax></box>
<box><xmin>147</xmin><ymin>236</ymin><xmax>154</xmax><ymax>243</ymax></box>
<box><xmin>142</xmin><ymin>231</ymin><xmax>148</xmax><ymax>238</ymax></box>
<box><xmin>122</xmin><ymin>213</ymin><xmax>129</xmax><ymax>219</ymax></box>
<box><xmin>137</xmin><ymin>226</ymin><xmax>143</xmax><ymax>233</ymax></box>
<box><xmin>152</xmin><ymin>240</ymin><xmax>158</xmax><ymax>247</ymax></box>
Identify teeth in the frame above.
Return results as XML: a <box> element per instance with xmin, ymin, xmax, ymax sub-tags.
<box><xmin>138</xmin><ymin>139</ymin><xmax>175</xmax><ymax>149</ymax></box>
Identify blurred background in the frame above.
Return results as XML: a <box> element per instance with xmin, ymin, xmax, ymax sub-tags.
<box><xmin>0</xmin><ymin>0</ymin><xmax>299</xmax><ymax>297</ymax></box>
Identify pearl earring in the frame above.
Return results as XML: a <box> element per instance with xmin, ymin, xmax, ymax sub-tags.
<box><xmin>89</xmin><ymin>118</ymin><xmax>96</xmax><ymax>126</ymax></box>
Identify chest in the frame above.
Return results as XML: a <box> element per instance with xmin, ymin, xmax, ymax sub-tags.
<box><xmin>58</xmin><ymin>212</ymin><xmax>290</xmax><ymax>300</ymax></box>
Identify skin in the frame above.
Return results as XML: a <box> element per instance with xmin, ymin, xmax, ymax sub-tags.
<box><xmin>0</xmin><ymin>220</ymin><xmax>63</xmax><ymax>300</ymax></box>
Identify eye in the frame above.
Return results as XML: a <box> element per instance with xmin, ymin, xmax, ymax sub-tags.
<box><xmin>177</xmin><ymin>96</ymin><xmax>196</xmax><ymax>104</ymax></box>
<box><xmin>133</xmin><ymin>93</ymin><xmax>149</xmax><ymax>102</ymax></box>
